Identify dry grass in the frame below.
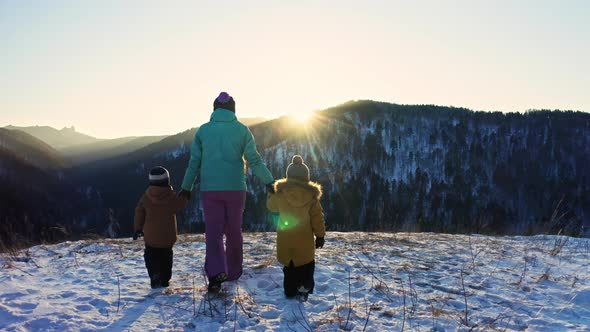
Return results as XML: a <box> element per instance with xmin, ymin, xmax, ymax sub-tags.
<box><xmin>537</xmin><ymin>270</ymin><xmax>551</xmax><ymax>282</ymax></box>
<box><xmin>549</xmin><ymin>235</ymin><xmax>569</xmax><ymax>257</ymax></box>
<box><xmin>431</xmin><ymin>307</ymin><xmax>445</xmax><ymax>317</ymax></box>
<box><xmin>0</xmin><ymin>242</ymin><xmax>36</xmax><ymax>276</ymax></box>
<box><xmin>177</xmin><ymin>234</ymin><xmax>206</xmax><ymax>244</ymax></box>
<box><xmin>0</xmin><ymin>234</ymin><xmax>32</xmax><ymax>256</ymax></box>
<box><xmin>252</xmin><ymin>257</ymin><xmax>274</xmax><ymax>270</ymax></box>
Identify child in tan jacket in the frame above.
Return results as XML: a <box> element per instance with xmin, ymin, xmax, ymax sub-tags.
<box><xmin>134</xmin><ymin>166</ymin><xmax>187</xmax><ymax>289</ymax></box>
<box><xmin>267</xmin><ymin>155</ymin><xmax>326</xmax><ymax>300</ymax></box>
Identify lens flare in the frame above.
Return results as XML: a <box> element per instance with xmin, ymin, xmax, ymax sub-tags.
<box><xmin>278</xmin><ymin>216</ymin><xmax>299</xmax><ymax>231</ymax></box>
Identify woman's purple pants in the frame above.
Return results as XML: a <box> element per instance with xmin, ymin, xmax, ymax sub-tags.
<box><xmin>201</xmin><ymin>191</ymin><xmax>246</xmax><ymax>281</ymax></box>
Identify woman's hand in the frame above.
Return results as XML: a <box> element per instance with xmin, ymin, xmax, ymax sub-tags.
<box><xmin>178</xmin><ymin>189</ymin><xmax>192</xmax><ymax>201</ymax></box>
<box><xmin>133</xmin><ymin>231</ymin><xmax>144</xmax><ymax>240</ymax></box>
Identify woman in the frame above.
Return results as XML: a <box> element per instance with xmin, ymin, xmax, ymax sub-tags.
<box><xmin>179</xmin><ymin>92</ymin><xmax>275</xmax><ymax>293</ymax></box>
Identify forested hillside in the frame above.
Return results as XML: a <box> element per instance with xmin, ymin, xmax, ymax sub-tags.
<box><xmin>0</xmin><ymin>128</ymin><xmax>66</xmax><ymax>170</ymax></box>
<box><xmin>0</xmin><ymin>147</ymin><xmax>110</xmax><ymax>250</ymax></box>
<box><xmin>74</xmin><ymin>101</ymin><xmax>590</xmax><ymax>237</ymax></box>
<box><xmin>249</xmin><ymin>101</ymin><xmax>589</xmax><ymax>236</ymax></box>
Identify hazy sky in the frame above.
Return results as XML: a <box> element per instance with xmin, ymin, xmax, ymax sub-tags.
<box><xmin>1</xmin><ymin>0</ymin><xmax>589</xmax><ymax>138</ymax></box>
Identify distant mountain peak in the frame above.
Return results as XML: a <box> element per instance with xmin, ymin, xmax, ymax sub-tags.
<box><xmin>61</xmin><ymin>126</ymin><xmax>76</xmax><ymax>132</ymax></box>
<box><xmin>4</xmin><ymin>125</ymin><xmax>97</xmax><ymax>150</ymax></box>
<box><xmin>0</xmin><ymin>128</ymin><xmax>66</xmax><ymax>169</ymax></box>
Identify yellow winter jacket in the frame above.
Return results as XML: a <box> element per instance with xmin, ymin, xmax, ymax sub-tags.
<box><xmin>267</xmin><ymin>178</ymin><xmax>326</xmax><ymax>267</ymax></box>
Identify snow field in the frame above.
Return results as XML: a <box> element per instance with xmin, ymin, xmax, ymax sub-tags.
<box><xmin>0</xmin><ymin>232</ymin><xmax>588</xmax><ymax>331</ymax></box>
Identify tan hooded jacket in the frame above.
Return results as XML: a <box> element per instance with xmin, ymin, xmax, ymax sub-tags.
<box><xmin>134</xmin><ymin>186</ymin><xmax>187</xmax><ymax>248</ymax></box>
<box><xmin>267</xmin><ymin>179</ymin><xmax>326</xmax><ymax>267</ymax></box>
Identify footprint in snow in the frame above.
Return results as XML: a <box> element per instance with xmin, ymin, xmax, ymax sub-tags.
<box><xmin>0</xmin><ymin>292</ymin><xmax>27</xmax><ymax>301</ymax></box>
<box><xmin>325</xmin><ymin>277</ymin><xmax>345</xmax><ymax>288</ymax></box>
<box><xmin>256</xmin><ymin>279</ymin><xmax>274</xmax><ymax>290</ymax></box>
<box><xmin>315</xmin><ymin>283</ymin><xmax>329</xmax><ymax>292</ymax></box>
<box><xmin>97</xmin><ymin>288</ymin><xmax>110</xmax><ymax>296</ymax></box>
<box><xmin>25</xmin><ymin>318</ymin><xmax>53</xmax><ymax>330</ymax></box>
<box><xmin>71</xmin><ymin>278</ymin><xmax>85</xmax><ymax>284</ymax></box>
<box><xmin>26</xmin><ymin>289</ymin><xmax>40</xmax><ymax>295</ymax></box>
<box><xmin>259</xmin><ymin>307</ymin><xmax>282</xmax><ymax>319</ymax></box>
<box><xmin>76</xmin><ymin>296</ymin><xmax>93</xmax><ymax>302</ymax></box>
<box><xmin>13</xmin><ymin>302</ymin><xmax>38</xmax><ymax>311</ymax></box>
<box><xmin>75</xmin><ymin>304</ymin><xmax>94</xmax><ymax>312</ymax></box>
<box><xmin>315</xmin><ymin>274</ymin><xmax>329</xmax><ymax>283</ymax></box>
<box><xmin>89</xmin><ymin>298</ymin><xmax>110</xmax><ymax>309</ymax></box>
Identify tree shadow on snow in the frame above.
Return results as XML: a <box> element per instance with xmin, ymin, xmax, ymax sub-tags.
<box><xmin>100</xmin><ymin>289</ymin><xmax>164</xmax><ymax>331</ymax></box>
<box><xmin>281</xmin><ymin>301</ymin><xmax>313</xmax><ymax>331</ymax></box>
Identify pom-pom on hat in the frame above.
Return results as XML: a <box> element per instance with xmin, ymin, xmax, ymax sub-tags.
<box><xmin>286</xmin><ymin>155</ymin><xmax>310</xmax><ymax>181</ymax></box>
<box><xmin>149</xmin><ymin>166</ymin><xmax>170</xmax><ymax>187</ymax></box>
<box><xmin>213</xmin><ymin>91</ymin><xmax>235</xmax><ymax>112</ymax></box>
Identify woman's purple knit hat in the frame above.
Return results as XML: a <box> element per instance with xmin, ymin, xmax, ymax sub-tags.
<box><xmin>216</xmin><ymin>92</ymin><xmax>231</xmax><ymax>103</ymax></box>
<box><xmin>213</xmin><ymin>92</ymin><xmax>235</xmax><ymax>112</ymax></box>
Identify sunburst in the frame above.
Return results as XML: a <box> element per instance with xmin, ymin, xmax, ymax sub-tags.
<box><xmin>289</xmin><ymin>110</ymin><xmax>315</xmax><ymax>124</ymax></box>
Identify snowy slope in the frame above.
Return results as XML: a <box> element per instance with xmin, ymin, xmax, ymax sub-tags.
<box><xmin>0</xmin><ymin>233</ymin><xmax>589</xmax><ymax>331</ymax></box>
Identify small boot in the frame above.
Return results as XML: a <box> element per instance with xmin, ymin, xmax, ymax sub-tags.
<box><xmin>297</xmin><ymin>286</ymin><xmax>310</xmax><ymax>302</ymax></box>
<box><xmin>151</xmin><ymin>273</ymin><xmax>162</xmax><ymax>289</ymax></box>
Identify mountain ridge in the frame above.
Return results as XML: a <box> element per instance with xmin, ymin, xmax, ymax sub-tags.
<box><xmin>73</xmin><ymin>100</ymin><xmax>590</xmax><ymax>238</ymax></box>
<box><xmin>2</xmin><ymin>101</ymin><xmax>589</xmax><ymax>248</ymax></box>
<box><xmin>5</xmin><ymin>125</ymin><xmax>98</xmax><ymax>149</ymax></box>
<box><xmin>0</xmin><ymin>128</ymin><xmax>67</xmax><ymax>170</ymax></box>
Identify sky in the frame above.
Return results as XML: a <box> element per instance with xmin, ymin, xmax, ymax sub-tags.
<box><xmin>1</xmin><ymin>0</ymin><xmax>589</xmax><ymax>138</ymax></box>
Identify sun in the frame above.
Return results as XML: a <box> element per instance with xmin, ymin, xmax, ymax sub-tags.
<box><xmin>290</xmin><ymin>110</ymin><xmax>315</xmax><ymax>124</ymax></box>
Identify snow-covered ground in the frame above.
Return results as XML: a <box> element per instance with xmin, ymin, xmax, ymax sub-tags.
<box><xmin>0</xmin><ymin>232</ymin><xmax>589</xmax><ymax>331</ymax></box>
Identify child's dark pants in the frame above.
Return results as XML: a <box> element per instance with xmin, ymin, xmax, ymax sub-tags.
<box><xmin>283</xmin><ymin>260</ymin><xmax>315</xmax><ymax>297</ymax></box>
<box><xmin>144</xmin><ymin>245</ymin><xmax>173</xmax><ymax>287</ymax></box>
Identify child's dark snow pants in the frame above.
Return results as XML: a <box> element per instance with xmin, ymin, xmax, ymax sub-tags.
<box><xmin>144</xmin><ymin>245</ymin><xmax>173</xmax><ymax>287</ymax></box>
<box><xmin>283</xmin><ymin>260</ymin><xmax>315</xmax><ymax>297</ymax></box>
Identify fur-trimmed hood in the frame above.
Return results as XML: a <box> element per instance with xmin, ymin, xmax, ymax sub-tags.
<box><xmin>273</xmin><ymin>178</ymin><xmax>322</xmax><ymax>208</ymax></box>
<box><xmin>274</xmin><ymin>178</ymin><xmax>322</xmax><ymax>199</ymax></box>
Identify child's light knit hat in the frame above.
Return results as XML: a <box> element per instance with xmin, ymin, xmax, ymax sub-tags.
<box><xmin>286</xmin><ymin>155</ymin><xmax>310</xmax><ymax>181</ymax></box>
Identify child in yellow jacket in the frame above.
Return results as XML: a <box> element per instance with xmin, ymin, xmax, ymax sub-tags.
<box><xmin>267</xmin><ymin>155</ymin><xmax>326</xmax><ymax>300</ymax></box>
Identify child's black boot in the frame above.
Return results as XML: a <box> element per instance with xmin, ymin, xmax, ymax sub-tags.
<box><xmin>150</xmin><ymin>273</ymin><xmax>162</xmax><ymax>289</ymax></box>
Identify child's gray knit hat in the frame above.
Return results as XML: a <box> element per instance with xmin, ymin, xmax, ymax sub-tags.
<box><xmin>286</xmin><ymin>155</ymin><xmax>310</xmax><ymax>181</ymax></box>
